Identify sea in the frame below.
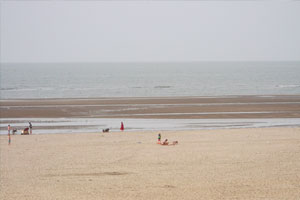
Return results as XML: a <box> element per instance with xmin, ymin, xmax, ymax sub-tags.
<box><xmin>1</xmin><ymin>61</ymin><xmax>300</xmax><ymax>134</ymax></box>
<box><xmin>1</xmin><ymin>61</ymin><xmax>300</xmax><ymax>99</ymax></box>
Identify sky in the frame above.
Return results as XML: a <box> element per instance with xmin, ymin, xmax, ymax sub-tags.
<box><xmin>1</xmin><ymin>0</ymin><xmax>300</xmax><ymax>63</ymax></box>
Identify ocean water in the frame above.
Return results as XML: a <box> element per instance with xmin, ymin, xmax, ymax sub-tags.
<box><xmin>1</xmin><ymin>61</ymin><xmax>300</xmax><ymax>99</ymax></box>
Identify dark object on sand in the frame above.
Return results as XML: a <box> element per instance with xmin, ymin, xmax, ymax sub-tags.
<box><xmin>102</xmin><ymin>128</ymin><xmax>110</xmax><ymax>133</ymax></box>
<box><xmin>12</xmin><ymin>129</ymin><xmax>17</xmax><ymax>135</ymax></box>
<box><xmin>21</xmin><ymin>128</ymin><xmax>29</xmax><ymax>135</ymax></box>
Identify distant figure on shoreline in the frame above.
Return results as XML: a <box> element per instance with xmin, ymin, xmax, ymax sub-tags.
<box><xmin>29</xmin><ymin>122</ymin><xmax>32</xmax><ymax>134</ymax></box>
<box><xmin>102</xmin><ymin>128</ymin><xmax>110</xmax><ymax>133</ymax></box>
<box><xmin>8</xmin><ymin>125</ymin><xmax>11</xmax><ymax>145</ymax></box>
<box><xmin>120</xmin><ymin>122</ymin><xmax>124</xmax><ymax>131</ymax></box>
<box><xmin>8</xmin><ymin>125</ymin><xmax>11</xmax><ymax>135</ymax></box>
<box><xmin>12</xmin><ymin>128</ymin><xmax>17</xmax><ymax>135</ymax></box>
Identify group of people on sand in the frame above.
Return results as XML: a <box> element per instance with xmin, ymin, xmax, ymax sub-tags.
<box><xmin>8</xmin><ymin>122</ymin><xmax>33</xmax><ymax>136</ymax></box>
<box><xmin>158</xmin><ymin>133</ymin><xmax>178</xmax><ymax>146</ymax></box>
<box><xmin>7</xmin><ymin>122</ymin><xmax>33</xmax><ymax>144</ymax></box>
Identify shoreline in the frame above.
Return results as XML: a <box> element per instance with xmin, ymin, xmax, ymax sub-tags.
<box><xmin>1</xmin><ymin>95</ymin><xmax>300</xmax><ymax>134</ymax></box>
<box><xmin>1</xmin><ymin>117</ymin><xmax>300</xmax><ymax>135</ymax></box>
<box><xmin>1</xmin><ymin>94</ymin><xmax>300</xmax><ymax>100</ymax></box>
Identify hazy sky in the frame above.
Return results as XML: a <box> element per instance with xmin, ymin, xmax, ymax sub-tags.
<box><xmin>1</xmin><ymin>0</ymin><xmax>300</xmax><ymax>63</ymax></box>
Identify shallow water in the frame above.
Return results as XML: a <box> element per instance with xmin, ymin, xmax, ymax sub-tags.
<box><xmin>1</xmin><ymin>118</ymin><xmax>300</xmax><ymax>134</ymax></box>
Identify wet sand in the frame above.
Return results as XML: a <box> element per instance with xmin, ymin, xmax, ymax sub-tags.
<box><xmin>1</xmin><ymin>95</ymin><xmax>300</xmax><ymax>119</ymax></box>
<box><xmin>1</xmin><ymin>127</ymin><xmax>300</xmax><ymax>200</ymax></box>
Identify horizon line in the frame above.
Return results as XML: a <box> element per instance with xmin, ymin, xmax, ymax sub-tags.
<box><xmin>1</xmin><ymin>60</ymin><xmax>300</xmax><ymax>64</ymax></box>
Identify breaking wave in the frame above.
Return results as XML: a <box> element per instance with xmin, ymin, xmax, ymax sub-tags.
<box><xmin>276</xmin><ymin>84</ymin><xmax>300</xmax><ymax>88</ymax></box>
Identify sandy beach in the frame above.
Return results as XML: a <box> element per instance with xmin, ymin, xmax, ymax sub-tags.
<box><xmin>1</xmin><ymin>95</ymin><xmax>300</xmax><ymax>199</ymax></box>
<box><xmin>2</xmin><ymin>1</ymin><xmax>300</xmax><ymax>199</ymax></box>
<box><xmin>1</xmin><ymin>127</ymin><xmax>300</xmax><ymax>200</ymax></box>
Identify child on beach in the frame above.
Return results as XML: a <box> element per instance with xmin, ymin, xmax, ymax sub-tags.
<box><xmin>158</xmin><ymin>133</ymin><xmax>161</xmax><ymax>144</ymax></box>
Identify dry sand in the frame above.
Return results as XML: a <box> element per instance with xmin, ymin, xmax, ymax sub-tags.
<box><xmin>1</xmin><ymin>127</ymin><xmax>300</xmax><ymax>200</ymax></box>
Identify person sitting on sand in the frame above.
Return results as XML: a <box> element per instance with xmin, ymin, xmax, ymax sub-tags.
<box><xmin>162</xmin><ymin>139</ymin><xmax>169</xmax><ymax>145</ymax></box>
<box><xmin>161</xmin><ymin>139</ymin><xmax>178</xmax><ymax>146</ymax></box>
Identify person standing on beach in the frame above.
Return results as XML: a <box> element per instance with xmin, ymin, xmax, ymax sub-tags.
<box><xmin>158</xmin><ymin>133</ymin><xmax>161</xmax><ymax>144</ymax></box>
<box><xmin>120</xmin><ymin>122</ymin><xmax>124</xmax><ymax>131</ymax></box>
<box><xmin>8</xmin><ymin>125</ymin><xmax>11</xmax><ymax>135</ymax></box>
<box><xmin>29</xmin><ymin>122</ymin><xmax>32</xmax><ymax>134</ymax></box>
<box><xmin>8</xmin><ymin>125</ymin><xmax>11</xmax><ymax>145</ymax></box>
